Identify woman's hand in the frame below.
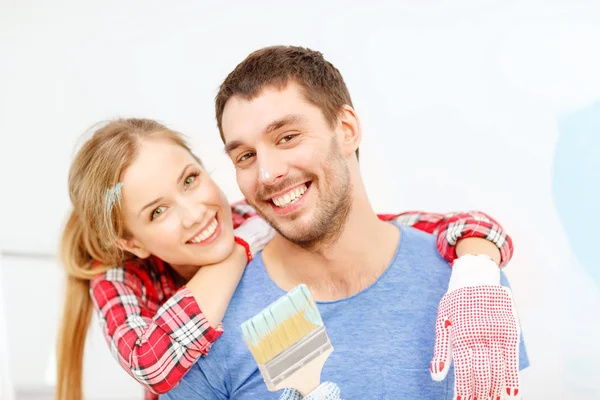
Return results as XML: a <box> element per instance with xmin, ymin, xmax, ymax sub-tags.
<box><xmin>233</xmin><ymin>216</ymin><xmax>275</xmax><ymax>259</ymax></box>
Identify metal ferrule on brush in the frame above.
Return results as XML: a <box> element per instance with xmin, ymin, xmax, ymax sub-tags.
<box><xmin>257</xmin><ymin>325</ymin><xmax>333</xmax><ymax>390</ymax></box>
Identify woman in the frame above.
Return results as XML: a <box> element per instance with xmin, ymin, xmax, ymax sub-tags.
<box><xmin>57</xmin><ymin>118</ymin><xmax>513</xmax><ymax>400</ymax></box>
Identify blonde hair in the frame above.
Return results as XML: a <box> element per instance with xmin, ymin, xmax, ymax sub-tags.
<box><xmin>56</xmin><ymin>118</ymin><xmax>198</xmax><ymax>400</ymax></box>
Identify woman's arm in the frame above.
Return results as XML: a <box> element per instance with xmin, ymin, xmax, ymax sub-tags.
<box><xmin>91</xmin><ymin>263</ymin><xmax>224</xmax><ymax>395</ymax></box>
<box><xmin>378</xmin><ymin>210</ymin><xmax>513</xmax><ymax>266</ymax></box>
<box><xmin>185</xmin><ymin>243</ymin><xmax>247</xmax><ymax>328</ymax></box>
<box><xmin>91</xmin><ymin>214</ymin><xmax>273</xmax><ymax>395</ymax></box>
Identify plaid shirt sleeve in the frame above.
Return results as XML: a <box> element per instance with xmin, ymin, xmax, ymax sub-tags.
<box><xmin>377</xmin><ymin>211</ymin><xmax>513</xmax><ymax>267</ymax></box>
<box><xmin>229</xmin><ymin>200</ymin><xmax>513</xmax><ymax>266</ymax></box>
<box><xmin>90</xmin><ymin>263</ymin><xmax>223</xmax><ymax>395</ymax></box>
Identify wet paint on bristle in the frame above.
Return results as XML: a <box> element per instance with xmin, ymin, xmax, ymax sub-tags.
<box><xmin>241</xmin><ymin>284</ymin><xmax>323</xmax><ymax>365</ymax></box>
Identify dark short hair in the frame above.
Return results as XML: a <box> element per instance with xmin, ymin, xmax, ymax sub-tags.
<box><xmin>215</xmin><ymin>45</ymin><xmax>358</xmax><ymax>159</ymax></box>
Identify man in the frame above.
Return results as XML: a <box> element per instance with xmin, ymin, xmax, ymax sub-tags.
<box><xmin>164</xmin><ymin>46</ymin><xmax>528</xmax><ymax>399</ymax></box>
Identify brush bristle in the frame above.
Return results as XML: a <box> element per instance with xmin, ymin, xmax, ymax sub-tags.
<box><xmin>241</xmin><ymin>284</ymin><xmax>323</xmax><ymax>365</ymax></box>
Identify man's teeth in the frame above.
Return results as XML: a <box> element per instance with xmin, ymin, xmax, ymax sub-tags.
<box><xmin>272</xmin><ymin>184</ymin><xmax>307</xmax><ymax>207</ymax></box>
<box><xmin>190</xmin><ymin>218</ymin><xmax>218</xmax><ymax>243</ymax></box>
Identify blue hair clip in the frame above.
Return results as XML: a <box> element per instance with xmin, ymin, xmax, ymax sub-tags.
<box><xmin>105</xmin><ymin>182</ymin><xmax>124</xmax><ymax>213</ymax></box>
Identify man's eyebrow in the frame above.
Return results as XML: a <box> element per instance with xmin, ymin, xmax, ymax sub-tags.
<box><xmin>224</xmin><ymin>140</ymin><xmax>243</xmax><ymax>154</ymax></box>
<box><xmin>224</xmin><ymin>114</ymin><xmax>305</xmax><ymax>154</ymax></box>
<box><xmin>263</xmin><ymin>114</ymin><xmax>305</xmax><ymax>135</ymax></box>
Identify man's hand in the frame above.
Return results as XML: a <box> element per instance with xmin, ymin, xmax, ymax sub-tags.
<box><xmin>430</xmin><ymin>255</ymin><xmax>522</xmax><ymax>400</ymax></box>
<box><xmin>279</xmin><ymin>382</ymin><xmax>341</xmax><ymax>400</ymax></box>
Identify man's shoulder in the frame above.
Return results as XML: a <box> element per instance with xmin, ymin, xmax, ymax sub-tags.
<box><xmin>395</xmin><ymin>222</ymin><xmax>436</xmax><ymax>240</ymax></box>
<box><xmin>384</xmin><ymin>224</ymin><xmax>451</xmax><ymax>286</ymax></box>
<box><xmin>393</xmin><ymin>223</ymin><xmax>440</xmax><ymax>260</ymax></box>
<box><xmin>234</xmin><ymin>251</ymin><xmax>269</xmax><ymax>297</ymax></box>
<box><xmin>222</xmin><ymin>252</ymin><xmax>285</xmax><ymax>328</ymax></box>
<box><xmin>246</xmin><ymin>251</ymin><xmax>265</xmax><ymax>268</ymax></box>
<box><xmin>168</xmin><ymin>253</ymin><xmax>284</xmax><ymax>399</ymax></box>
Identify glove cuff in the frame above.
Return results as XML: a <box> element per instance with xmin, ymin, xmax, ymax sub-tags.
<box><xmin>233</xmin><ymin>216</ymin><xmax>276</xmax><ymax>258</ymax></box>
<box><xmin>233</xmin><ymin>236</ymin><xmax>253</xmax><ymax>263</ymax></box>
<box><xmin>448</xmin><ymin>254</ymin><xmax>500</xmax><ymax>292</ymax></box>
<box><xmin>278</xmin><ymin>382</ymin><xmax>341</xmax><ymax>400</ymax></box>
<box><xmin>305</xmin><ymin>382</ymin><xmax>341</xmax><ymax>400</ymax></box>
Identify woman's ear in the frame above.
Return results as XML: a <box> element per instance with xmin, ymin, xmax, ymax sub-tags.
<box><xmin>116</xmin><ymin>238</ymin><xmax>151</xmax><ymax>259</ymax></box>
<box><xmin>336</xmin><ymin>104</ymin><xmax>362</xmax><ymax>158</ymax></box>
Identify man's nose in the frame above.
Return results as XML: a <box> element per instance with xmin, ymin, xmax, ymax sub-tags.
<box><xmin>257</xmin><ymin>152</ymin><xmax>287</xmax><ymax>186</ymax></box>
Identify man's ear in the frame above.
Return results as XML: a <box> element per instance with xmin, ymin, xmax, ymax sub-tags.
<box><xmin>336</xmin><ymin>104</ymin><xmax>362</xmax><ymax>158</ymax></box>
<box><xmin>116</xmin><ymin>237</ymin><xmax>151</xmax><ymax>259</ymax></box>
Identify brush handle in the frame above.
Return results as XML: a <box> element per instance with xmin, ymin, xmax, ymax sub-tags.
<box><xmin>273</xmin><ymin>347</ymin><xmax>333</xmax><ymax>396</ymax></box>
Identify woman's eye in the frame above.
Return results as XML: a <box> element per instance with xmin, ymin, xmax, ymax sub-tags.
<box><xmin>151</xmin><ymin>206</ymin><xmax>166</xmax><ymax>221</ymax></box>
<box><xmin>184</xmin><ymin>173</ymin><xmax>198</xmax><ymax>189</ymax></box>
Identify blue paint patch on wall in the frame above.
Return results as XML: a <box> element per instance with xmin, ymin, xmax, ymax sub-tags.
<box><xmin>553</xmin><ymin>101</ymin><xmax>600</xmax><ymax>287</ymax></box>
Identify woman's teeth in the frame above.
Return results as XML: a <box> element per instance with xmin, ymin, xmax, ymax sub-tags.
<box><xmin>272</xmin><ymin>184</ymin><xmax>307</xmax><ymax>207</ymax></box>
<box><xmin>189</xmin><ymin>218</ymin><xmax>218</xmax><ymax>243</ymax></box>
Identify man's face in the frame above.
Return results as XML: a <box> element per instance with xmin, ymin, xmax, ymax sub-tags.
<box><xmin>222</xmin><ymin>82</ymin><xmax>352</xmax><ymax>248</ymax></box>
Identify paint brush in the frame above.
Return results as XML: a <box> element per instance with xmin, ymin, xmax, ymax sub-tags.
<box><xmin>241</xmin><ymin>284</ymin><xmax>333</xmax><ymax>396</ymax></box>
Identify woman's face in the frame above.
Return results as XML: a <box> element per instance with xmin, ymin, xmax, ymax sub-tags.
<box><xmin>118</xmin><ymin>137</ymin><xmax>234</xmax><ymax>274</ymax></box>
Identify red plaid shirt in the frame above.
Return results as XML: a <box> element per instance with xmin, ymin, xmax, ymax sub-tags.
<box><xmin>90</xmin><ymin>202</ymin><xmax>513</xmax><ymax>399</ymax></box>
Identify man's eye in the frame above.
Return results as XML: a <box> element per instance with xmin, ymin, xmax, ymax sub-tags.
<box><xmin>151</xmin><ymin>206</ymin><xmax>166</xmax><ymax>221</ymax></box>
<box><xmin>278</xmin><ymin>135</ymin><xmax>296</xmax><ymax>144</ymax></box>
<box><xmin>239</xmin><ymin>152</ymin><xmax>255</xmax><ymax>162</ymax></box>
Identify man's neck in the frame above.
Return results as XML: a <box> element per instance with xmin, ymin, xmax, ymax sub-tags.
<box><xmin>262</xmin><ymin>198</ymin><xmax>400</xmax><ymax>302</ymax></box>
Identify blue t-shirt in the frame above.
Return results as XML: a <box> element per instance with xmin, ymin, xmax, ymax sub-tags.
<box><xmin>164</xmin><ymin>225</ymin><xmax>529</xmax><ymax>399</ymax></box>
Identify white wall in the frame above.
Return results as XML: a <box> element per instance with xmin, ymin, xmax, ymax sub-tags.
<box><xmin>0</xmin><ymin>257</ymin><xmax>16</xmax><ymax>400</ymax></box>
<box><xmin>1</xmin><ymin>255</ymin><xmax>62</xmax><ymax>392</ymax></box>
<box><xmin>1</xmin><ymin>0</ymin><xmax>599</xmax><ymax>399</ymax></box>
<box><xmin>0</xmin><ymin>254</ymin><xmax>142</xmax><ymax>399</ymax></box>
